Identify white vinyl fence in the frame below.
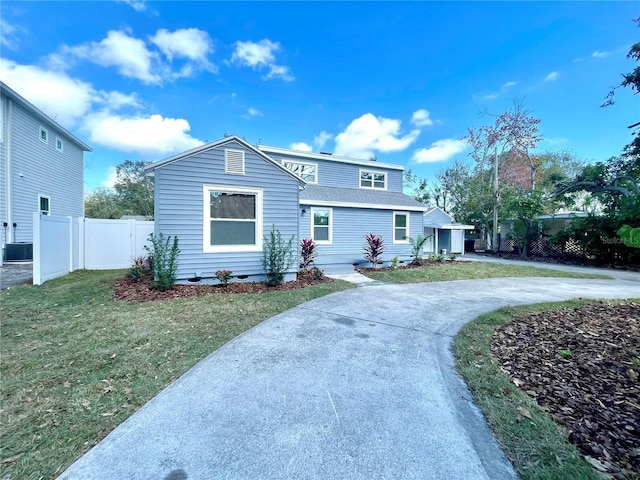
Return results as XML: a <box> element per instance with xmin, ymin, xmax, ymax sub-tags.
<box><xmin>33</xmin><ymin>214</ymin><xmax>154</xmax><ymax>285</ymax></box>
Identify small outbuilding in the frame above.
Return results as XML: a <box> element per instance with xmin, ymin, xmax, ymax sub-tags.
<box><xmin>423</xmin><ymin>207</ymin><xmax>474</xmax><ymax>255</ymax></box>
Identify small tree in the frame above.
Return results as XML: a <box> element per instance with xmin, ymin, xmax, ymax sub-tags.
<box><xmin>299</xmin><ymin>239</ymin><xmax>318</xmax><ymax>270</ymax></box>
<box><xmin>144</xmin><ymin>233</ymin><xmax>179</xmax><ymax>291</ymax></box>
<box><xmin>263</xmin><ymin>225</ymin><xmax>295</xmax><ymax>286</ymax></box>
<box><xmin>364</xmin><ymin>234</ymin><xmax>385</xmax><ymax>268</ymax></box>
<box><xmin>408</xmin><ymin>234</ymin><xmax>432</xmax><ymax>265</ymax></box>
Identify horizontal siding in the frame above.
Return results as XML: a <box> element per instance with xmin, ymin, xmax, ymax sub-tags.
<box><xmin>300</xmin><ymin>205</ymin><xmax>424</xmax><ymax>267</ymax></box>
<box><xmin>273</xmin><ymin>152</ymin><xmax>403</xmax><ymax>192</ymax></box>
<box><xmin>155</xmin><ymin>140</ymin><xmax>300</xmax><ymax>280</ymax></box>
<box><xmin>0</xmin><ymin>97</ymin><xmax>6</xmax><ymax>250</ymax></box>
<box><xmin>424</xmin><ymin>208</ymin><xmax>453</xmax><ymax>225</ymax></box>
<box><xmin>5</xmin><ymin>99</ymin><xmax>84</xmax><ymax>243</ymax></box>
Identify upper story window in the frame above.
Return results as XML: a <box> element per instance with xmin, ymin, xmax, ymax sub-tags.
<box><xmin>282</xmin><ymin>160</ymin><xmax>318</xmax><ymax>183</ymax></box>
<box><xmin>225</xmin><ymin>149</ymin><xmax>245</xmax><ymax>175</ymax></box>
<box><xmin>39</xmin><ymin>126</ymin><xmax>49</xmax><ymax>144</ymax></box>
<box><xmin>39</xmin><ymin>195</ymin><xmax>50</xmax><ymax>215</ymax></box>
<box><xmin>360</xmin><ymin>169</ymin><xmax>386</xmax><ymax>190</ymax></box>
<box><xmin>203</xmin><ymin>185</ymin><xmax>263</xmax><ymax>253</ymax></box>
<box><xmin>56</xmin><ymin>137</ymin><xmax>64</xmax><ymax>153</ymax></box>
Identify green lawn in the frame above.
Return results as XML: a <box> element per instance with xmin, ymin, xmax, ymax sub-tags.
<box><xmin>0</xmin><ymin>270</ymin><xmax>353</xmax><ymax>480</ymax></box>
<box><xmin>453</xmin><ymin>300</ymin><xmax>638</xmax><ymax>480</ymax></box>
<box><xmin>360</xmin><ymin>261</ymin><xmax>612</xmax><ymax>283</ymax></box>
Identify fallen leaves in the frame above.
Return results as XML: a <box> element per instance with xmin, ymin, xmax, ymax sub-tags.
<box><xmin>517</xmin><ymin>406</ymin><xmax>533</xmax><ymax>420</ymax></box>
<box><xmin>492</xmin><ymin>303</ymin><xmax>640</xmax><ymax>479</ymax></box>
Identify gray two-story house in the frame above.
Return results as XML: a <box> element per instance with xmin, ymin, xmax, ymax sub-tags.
<box><xmin>1</xmin><ymin>82</ymin><xmax>92</xmax><ymax>261</ymax></box>
<box><xmin>145</xmin><ymin>135</ymin><xmax>428</xmax><ymax>282</ymax></box>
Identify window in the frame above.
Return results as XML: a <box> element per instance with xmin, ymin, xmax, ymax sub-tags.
<box><xmin>311</xmin><ymin>208</ymin><xmax>332</xmax><ymax>244</ymax></box>
<box><xmin>282</xmin><ymin>160</ymin><xmax>318</xmax><ymax>183</ymax></box>
<box><xmin>39</xmin><ymin>195</ymin><xmax>50</xmax><ymax>215</ymax></box>
<box><xmin>56</xmin><ymin>137</ymin><xmax>64</xmax><ymax>152</ymax></box>
<box><xmin>203</xmin><ymin>186</ymin><xmax>262</xmax><ymax>252</ymax></box>
<box><xmin>39</xmin><ymin>126</ymin><xmax>48</xmax><ymax>144</ymax></box>
<box><xmin>393</xmin><ymin>212</ymin><xmax>409</xmax><ymax>243</ymax></box>
<box><xmin>225</xmin><ymin>149</ymin><xmax>245</xmax><ymax>175</ymax></box>
<box><xmin>360</xmin><ymin>170</ymin><xmax>386</xmax><ymax>189</ymax></box>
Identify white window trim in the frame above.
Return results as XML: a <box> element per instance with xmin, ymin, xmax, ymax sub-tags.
<box><xmin>38</xmin><ymin>194</ymin><xmax>51</xmax><ymax>215</ymax></box>
<box><xmin>281</xmin><ymin>159</ymin><xmax>318</xmax><ymax>184</ymax></box>
<box><xmin>55</xmin><ymin>136</ymin><xmax>64</xmax><ymax>153</ymax></box>
<box><xmin>393</xmin><ymin>211</ymin><xmax>410</xmax><ymax>244</ymax></box>
<box><xmin>359</xmin><ymin>169</ymin><xmax>387</xmax><ymax>190</ymax></box>
<box><xmin>224</xmin><ymin>149</ymin><xmax>245</xmax><ymax>175</ymax></box>
<box><xmin>202</xmin><ymin>185</ymin><xmax>263</xmax><ymax>253</ymax></box>
<box><xmin>310</xmin><ymin>207</ymin><xmax>333</xmax><ymax>245</ymax></box>
<box><xmin>39</xmin><ymin>126</ymin><xmax>49</xmax><ymax>144</ymax></box>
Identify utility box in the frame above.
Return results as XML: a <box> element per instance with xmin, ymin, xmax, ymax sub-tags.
<box><xmin>4</xmin><ymin>242</ymin><xmax>33</xmax><ymax>262</ymax></box>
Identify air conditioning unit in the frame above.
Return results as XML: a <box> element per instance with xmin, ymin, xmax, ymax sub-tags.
<box><xmin>4</xmin><ymin>243</ymin><xmax>33</xmax><ymax>262</ymax></box>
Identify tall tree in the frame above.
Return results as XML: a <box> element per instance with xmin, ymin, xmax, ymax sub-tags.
<box><xmin>85</xmin><ymin>160</ymin><xmax>154</xmax><ymax>219</ymax></box>
<box><xmin>602</xmin><ymin>17</ymin><xmax>640</xmax><ymax>107</ymax></box>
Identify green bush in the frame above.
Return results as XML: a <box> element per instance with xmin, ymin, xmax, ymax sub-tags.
<box><xmin>215</xmin><ymin>269</ymin><xmax>233</xmax><ymax>286</ymax></box>
<box><xmin>144</xmin><ymin>233</ymin><xmax>180</xmax><ymax>291</ymax></box>
<box><xmin>263</xmin><ymin>225</ymin><xmax>295</xmax><ymax>286</ymax></box>
<box><xmin>408</xmin><ymin>234</ymin><xmax>432</xmax><ymax>265</ymax></box>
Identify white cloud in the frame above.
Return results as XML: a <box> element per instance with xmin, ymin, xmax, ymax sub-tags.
<box><xmin>231</xmin><ymin>39</ymin><xmax>278</xmax><ymax>68</ymax></box>
<box><xmin>502</xmin><ymin>81</ymin><xmax>518</xmax><ymax>90</ymax></box>
<box><xmin>412</xmin><ymin>139</ymin><xmax>468</xmax><ymax>164</ymax></box>
<box><xmin>263</xmin><ymin>64</ymin><xmax>295</xmax><ymax>82</ymax></box>
<box><xmin>99</xmin><ymin>91</ymin><xmax>142</xmax><ymax>110</ymax></box>
<box><xmin>481</xmin><ymin>93</ymin><xmax>499</xmax><ymax>100</ymax></box>
<box><xmin>546</xmin><ymin>137</ymin><xmax>569</xmax><ymax>145</ymax></box>
<box><xmin>592</xmin><ymin>50</ymin><xmax>611</xmax><ymax>59</ymax></box>
<box><xmin>230</xmin><ymin>39</ymin><xmax>294</xmax><ymax>82</ymax></box>
<box><xmin>411</xmin><ymin>109</ymin><xmax>434</xmax><ymax>127</ymax></box>
<box><xmin>544</xmin><ymin>71</ymin><xmax>559</xmax><ymax>82</ymax></box>
<box><xmin>313</xmin><ymin>131</ymin><xmax>333</xmax><ymax>149</ymax></box>
<box><xmin>102</xmin><ymin>166</ymin><xmax>118</xmax><ymax>188</ymax></box>
<box><xmin>150</xmin><ymin>28</ymin><xmax>215</xmax><ymax>71</ymax></box>
<box><xmin>119</xmin><ymin>0</ymin><xmax>147</xmax><ymax>11</ymax></box>
<box><xmin>241</xmin><ymin>107</ymin><xmax>262</xmax><ymax>119</ymax></box>
<box><xmin>0</xmin><ymin>58</ymin><xmax>95</xmax><ymax>127</ymax></box>
<box><xmin>290</xmin><ymin>142</ymin><xmax>313</xmax><ymax>152</ymax></box>
<box><xmin>0</xmin><ymin>18</ymin><xmax>27</xmax><ymax>50</ymax></box>
<box><xmin>334</xmin><ymin>113</ymin><xmax>420</xmax><ymax>159</ymax></box>
<box><xmin>66</xmin><ymin>29</ymin><xmax>161</xmax><ymax>84</ymax></box>
<box><xmin>84</xmin><ymin>112</ymin><xmax>204</xmax><ymax>157</ymax></box>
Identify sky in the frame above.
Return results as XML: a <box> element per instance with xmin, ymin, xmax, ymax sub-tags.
<box><xmin>1</xmin><ymin>1</ymin><xmax>638</xmax><ymax>193</ymax></box>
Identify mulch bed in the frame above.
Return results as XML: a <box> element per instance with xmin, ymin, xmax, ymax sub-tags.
<box><xmin>481</xmin><ymin>252</ymin><xmax>640</xmax><ymax>272</ymax></box>
<box><xmin>112</xmin><ymin>270</ymin><xmax>334</xmax><ymax>303</ymax></box>
<box><xmin>492</xmin><ymin>303</ymin><xmax>640</xmax><ymax>479</ymax></box>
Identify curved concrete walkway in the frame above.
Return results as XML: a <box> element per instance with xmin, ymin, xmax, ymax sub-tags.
<box><xmin>60</xmin><ymin>274</ymin><xmax>639</xmax><ymax>480</ymax></box>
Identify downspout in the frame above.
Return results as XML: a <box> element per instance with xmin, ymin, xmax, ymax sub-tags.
<box><xmin>5</xmin><ymin>98</ymin><xmax>13</xmax><ymax>243</ymax></box>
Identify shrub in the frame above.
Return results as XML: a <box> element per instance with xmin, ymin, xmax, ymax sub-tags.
<box><xmin>390</xmin><ymin>255</ymin><xmax>400</xmax><ymax>270</ymax></box>
<box><xmin>429</xmin><ymin>253</ymin><xmax>445</xmax><ymax>262</ymax></box>
<box><xmin>448</xmin><ymin>253</ymin><xmax>458</xmax><ymax>261</ymax></box>
<box><xmin>311</xmin><ymin>266</ymin><xmax>325</xmax><ymax>281</ymax></box>
<box><xmin>300</xmin><ymin>238</ymin><xmax>318</xmax><ymax>270</ymax></box>
<box><xmin>144</xmin><ymin>233</ymin><xmax>180</xmax><ymax>291</ymax></box>
<box><xmin>364</xmin><ymin>233</ymin><xmax>385</xmax><ymax>268</ymax></box>
<box><xmin>263</xmin><ymin>225</ymin><xmax>295</xmax><ymax>286</ymax></box>
<box><xmin>408</xmin><ymin>234</ymin><xmax>432</xmax><ymax>265</ymax></box>
<box><xmin>215</xmin><ymin>269</ymin><xmax>233</xmax><ymax>286</ymax></box>
<box><xmin>126</xmin><ymin>256</ymin><xmax>149</xmax><ymax>282</ymax></box>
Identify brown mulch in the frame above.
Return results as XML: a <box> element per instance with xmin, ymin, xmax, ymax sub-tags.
<box><xmin>492</xmin><ymin>303</ymin><xmax>640</xmax><ymax>479</ymax></box>
<box><xmin>112</xmin><ymin>270</ymin><xmax>334</xmax><ymax>303</ymax></box>
<box><xmin>482</xmin><ymin>252</ymin><xmax>640</xmax><ymax>272</ymax></box>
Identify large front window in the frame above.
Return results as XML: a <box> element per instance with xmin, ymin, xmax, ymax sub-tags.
<box><xmin>311</xmin><ymin>208</ymin><xmax>332</xmax><ymax>244</ymax></box>
<box><xmin>203</xmin><ymin>186</ymin><xmax>262</xmax><ymax>252</ymax></box>
<box><xmin>360</xmin><ymin>170</ymin><xmax>386</xmax><ymax>189</ymax></box>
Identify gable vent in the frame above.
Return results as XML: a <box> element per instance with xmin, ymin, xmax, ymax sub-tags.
<box><xmin>225</xmin><ymin>149</ymin><xmax>245</xmax><ymax>175</ymax></box>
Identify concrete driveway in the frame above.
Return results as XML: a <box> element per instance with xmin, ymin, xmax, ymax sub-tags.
<box><xmin>59</xmin><ymin>274</ymin><xmax>639</xmax><ymax>480</ymax></box>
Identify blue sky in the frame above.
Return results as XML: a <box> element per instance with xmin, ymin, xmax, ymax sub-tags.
<box><xmin>1</xmin><ymin>1</ymin><xmax>638</xmax><ymax>192</ymax></box>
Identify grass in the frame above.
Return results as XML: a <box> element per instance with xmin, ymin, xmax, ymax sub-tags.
<box><xmin>0</xmin><ymin>270</ymin><xmax>353</xmax><ymax>480</ymax></box>
<box><xmin>361</xmin><ymin>261</ymin><xmax>612</xmax><ymax>283</ymax></box>
<box><xmin>453</xmin><ymin>299</ymin><xmax>639</xmax><ymax>480</ymax></box>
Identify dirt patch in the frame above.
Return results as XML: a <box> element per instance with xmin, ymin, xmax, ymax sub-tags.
<box><xmin>492</xmin><ymin>303</ymin><xmax>640</xmax><ymax>479</ymax></box>
<box><xmin>113</xmin><ymin>270</ymin><xmax>334</xmax><ymax>303</ymax></box>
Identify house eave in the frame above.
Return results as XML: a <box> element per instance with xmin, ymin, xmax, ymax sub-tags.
<box><xmin>0</xmin><ymin>81</ymin><xmax>93</xmax><ymax>152</ymax></box>
<box><xmin>299</xmin><ymin>198</ymin><xmax>431</xmax><ymax>212</ymax></box>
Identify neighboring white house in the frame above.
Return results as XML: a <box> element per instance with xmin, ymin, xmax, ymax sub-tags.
<box><xmin>0</xmin><ymin>82</ymin><xmax>92</xmax><ymax>261</ymax></box>
<box><xmin>423</xmin><ymin>206</ymin><xmax>474</xmax><ymax>255</ymax></box>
